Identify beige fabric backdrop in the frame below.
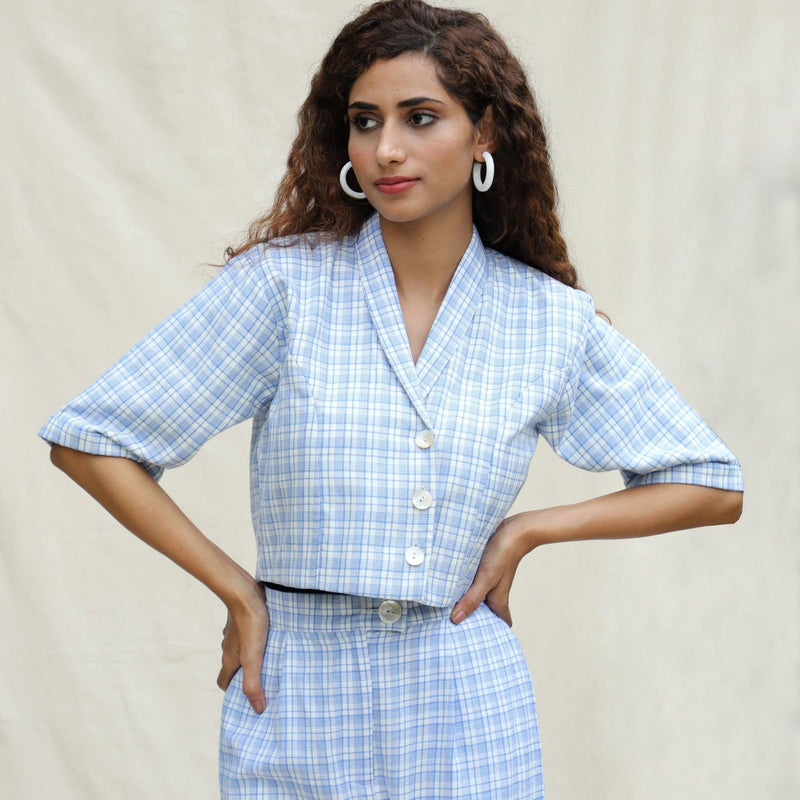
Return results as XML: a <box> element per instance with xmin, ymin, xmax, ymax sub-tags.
<box><xmin>3</xmin><ymin>0</ymin><xmax>798</xmax><ymax>797</ymax></box>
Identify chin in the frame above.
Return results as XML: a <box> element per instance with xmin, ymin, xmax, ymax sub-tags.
<box><xmin>369</xmin><ymin>203</ymin><xmax>427</xmax><ymax>226</ymax></box>
<box><xmin>372</xmin><ymin>202</ymin><xmax>458</xmax><ymax>228</ymax></box>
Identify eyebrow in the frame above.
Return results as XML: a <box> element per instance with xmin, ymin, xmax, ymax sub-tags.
<box><xmin>347</xmin><ymin>96</ymin><xmax>445</xmax><ymax>111</ymax></box>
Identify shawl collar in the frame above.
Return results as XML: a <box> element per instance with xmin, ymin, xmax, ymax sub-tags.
<box><xmin>355</xmin><ymin>213</ymin><xmax>487</xmax><ymax>423</ymax></box>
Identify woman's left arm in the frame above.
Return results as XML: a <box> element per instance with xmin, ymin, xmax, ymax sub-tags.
<box><xmin>450</xmin><ymin>483</ymin><xmax>743</xmax><ymax>625</ymax></box>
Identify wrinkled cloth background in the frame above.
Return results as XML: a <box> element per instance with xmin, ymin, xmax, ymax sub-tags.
<box><xmin>2</xmin><ymin>1</ymin><xmax>798</xmax><ymax>798</ymax></box>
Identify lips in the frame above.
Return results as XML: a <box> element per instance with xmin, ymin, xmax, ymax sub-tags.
<box><xmin>374</xmin><ymin>176</ymin><xmax>419</xmax><ymax>194</ymax></box>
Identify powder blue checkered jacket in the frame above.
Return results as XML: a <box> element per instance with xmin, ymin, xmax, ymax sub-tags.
<box><xmin>40</xmin><ymin>214</ymin><xmax>742</xmax><ymax>606</ymax></box>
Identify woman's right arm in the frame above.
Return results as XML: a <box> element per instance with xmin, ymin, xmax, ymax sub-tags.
<box><xmin>50</xmin><ymin>444</ymin><xmax>268</xmax><ymax>714</ymax></box>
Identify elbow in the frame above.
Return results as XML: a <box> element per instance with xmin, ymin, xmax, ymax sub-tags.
<box><xmin>49</xmin><ymin>443</ymin><xmax>68</xmax><ymax>471</ymax></box>
<box><xmin>719</xmin><ymin>489</ymin><xmax>744</xmax><ymax>525</ymax></box>
<box><xmin>49</xmin><ymin>444</ymin><xmax>86</xmax><ymax>475</ymax></box>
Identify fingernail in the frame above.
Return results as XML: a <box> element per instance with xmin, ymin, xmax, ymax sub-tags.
<box><xmin>451</xmin><ymin>608</ymin><xmax>465</xmax><ymax>625</ymax></box>
<box><xmin>253</xmin><ymin>699</ymin><xmax>266</xmax><ymax>714</ymax></box>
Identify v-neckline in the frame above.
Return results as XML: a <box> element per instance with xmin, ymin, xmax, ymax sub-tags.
<box><xmin>355</xmin><ymin>214</ymin><xmax>487</xmax><ymax>419</ymax></box>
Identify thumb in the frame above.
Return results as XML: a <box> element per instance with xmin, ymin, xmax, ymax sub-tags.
<box><xmin>450</xmin><ymin>573</ymin><xmax>491</xmax><ymax>625</ymax></box>
<box><xmin>240</xmin><ymin>647</ymin><xmax>267</xmax><ymax>715</ymax></box>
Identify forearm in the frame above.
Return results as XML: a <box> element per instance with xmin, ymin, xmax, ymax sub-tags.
<box><xmin>452</xmin><ymin>483</ymin><xmax>741</xmax><ymax>625</ymax></box>
<box><xmin>49</xmin><ymin>445</ymin><xmax>260</xmax><ymax>610</ymax></box>
<box><xmin>508</xmin><ymin>483</ymin><xmax>743</xmax><ymax>555</ymax></box>
<box><xmin>51</xmin><ymin>444</ymin><xmax>270</xmax><ymax>711</ymax></box>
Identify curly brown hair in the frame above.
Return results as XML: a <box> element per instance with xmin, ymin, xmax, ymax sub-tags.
<box><xmin>228</xmin><ymin>0</ymin><xmax>580</xmax><ymax>290</ymax></box>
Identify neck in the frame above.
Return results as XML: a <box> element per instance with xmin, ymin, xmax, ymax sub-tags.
<box><xmin>379</xmin><ymin>206</ymin><xmax>474</xmax><ymax>306</ymax></box>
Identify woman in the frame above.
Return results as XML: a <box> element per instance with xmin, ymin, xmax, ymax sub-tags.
<box><xmin>40</xmin><ymin>1</ymin><xmax>743</xmax><ymax>798</ymax></box>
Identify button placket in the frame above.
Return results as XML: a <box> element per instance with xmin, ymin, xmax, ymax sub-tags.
<box><xmin>408</xmin><ymin>488</ymin><xmax>431</xmax><ymax>565</ymax></box>
<box><xmin>408</xmin><ymin>425</ymin><xmax>435</xmax><ymax>572</ymax></box>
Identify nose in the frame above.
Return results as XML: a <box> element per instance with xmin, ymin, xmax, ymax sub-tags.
<box><xmin>375</xmin><ymin>121</ymin><xmax>406</xmax><ymax>166</ymax></box>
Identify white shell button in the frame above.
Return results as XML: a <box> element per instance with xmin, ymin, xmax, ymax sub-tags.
<box><xmin>378</xmin><ymin>600</ymin><xmax>402</xmax><ymax>623</ymax></box>
<box><xmin>405</xmin><ymin>545</ymin><xmax>425</xmax><ymax>566</ymax></box>
<box><xmin>411</xmin><ymin>489</ymin><xmax>433</xmax><ymax>510</ymax></box>
<box><xmin>415</xmin><ymin>430</ymin><xmax>435</xmax><ymax>449</ymax></box>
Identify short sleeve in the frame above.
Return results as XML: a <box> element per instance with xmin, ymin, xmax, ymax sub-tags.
<box><xmin>38</xmin><ymin>249</ymin><xmax>288</xmax><ymax>481</ymax></box>
<box><xmin>537</xmin><ymin>306</ymin><xmax>743</xmax><ymax>491</ymax></box>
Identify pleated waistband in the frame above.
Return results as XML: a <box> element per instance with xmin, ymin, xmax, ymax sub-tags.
<box><xmin>263</xmin><ymin>584</ymin><xmax>451</xmax><ymax>633</ymax></box>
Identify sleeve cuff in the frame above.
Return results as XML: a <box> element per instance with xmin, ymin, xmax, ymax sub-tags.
<box><xmin>38</xmin><ymin>418</ymin><xmax>165</xmax><ymax>481</ymax></box>
<box><xmin>622</xmin><ymin>460</ymin><xmax>744</xmax><ymax>492</ymax></box>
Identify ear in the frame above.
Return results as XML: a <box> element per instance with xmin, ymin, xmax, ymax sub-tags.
<box><xmin>473</xmin><ymin>106</ymin><xmax>496</xmax><ymax>160</ymax></box>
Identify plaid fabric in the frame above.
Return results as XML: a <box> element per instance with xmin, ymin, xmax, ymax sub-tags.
<box><xmin>219</xmin><ymin>587</ymin><xmax>543</xmax><ymax>800</ymax></box>
<box><xmin>39</xmin><ymin>212</ymin><xmax>742</xmax><ymax>606</ymax></box>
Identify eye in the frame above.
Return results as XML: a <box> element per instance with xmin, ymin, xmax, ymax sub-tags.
<box><xmin>350</xmin><ymin>115</ymin><xmax>378</xmax><ymax>132</ymax></box>
<box><xmin>409</xmin><ymin>111</ymin><xmax>436</xmax><ymax>126</ymax></box>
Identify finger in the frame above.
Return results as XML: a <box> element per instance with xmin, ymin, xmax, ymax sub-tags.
<box><xmin>216</xmin><ymin>662</ymin><xmax>238</xmax><ymax>691</ymax></box>
<box><xmin>485</xmin><ymin>570</ymin><xmax>515</xmax><ymax>626</ymax></box>
<box><xmin>238</xmin><ymin>610</ymin><xmax>269</xmax><ymax>714</ymax></box>
<box><xmin>218</xmin><ymin>631</ymin><xmax>240</xmax><ymax>688</ymax></box>
<box><xmin>450</xmin><ymin>572</ymin><xmax>492</xmax><ymax>625</ymax></box>
<box><xmin>485</xmin><ymin>592</ymin><xmax>512</xmax><ymax>627</ymax></box>
<box><xmin>217</xmin><ymin>639</ymin><xmax>242</xmax><ymax>691</ymax></box>
<box><xmin>240</xmin><ymin>650</ymin><xmax>267</xmax><ymax>714</ymax></box>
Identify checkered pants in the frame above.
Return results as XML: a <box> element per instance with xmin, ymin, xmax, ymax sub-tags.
<box><xmin>219</xmin><ymin>587</ymin><xmax>544</xmax><ymax>799</ymax></box>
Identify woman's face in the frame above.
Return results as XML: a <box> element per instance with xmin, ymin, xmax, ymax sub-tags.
<box><xmin>347</xmin><ymin>52</ymin><xmax>487</xmax><ymax>229</ymax></box>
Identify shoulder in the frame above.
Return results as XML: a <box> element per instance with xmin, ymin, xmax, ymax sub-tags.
<box><xmin>483</xmin><ymin>246</ymin><xmax>595</xmax><ymax>334</ymax></box>
<box><xmin>227</xmin><ymin>232</ymin><xmax>357</xmax><ymax>293</ymax></box>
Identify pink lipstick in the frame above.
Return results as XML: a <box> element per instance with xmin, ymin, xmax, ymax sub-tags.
<box><xmin>374</xmin><ymin>176</ymin><xmax>419</xmax><ymax>194</ymax></box>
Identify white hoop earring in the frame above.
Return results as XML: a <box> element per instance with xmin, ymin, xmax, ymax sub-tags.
<box><xmin>339</xmin><ymin>161</ymin><xmax>367</xmax><ymax>200</ymax></box>
<box><xmin>472</xmin><ymin>151</ymin><xmax>495</xmax><ymax>192</ymax></box>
